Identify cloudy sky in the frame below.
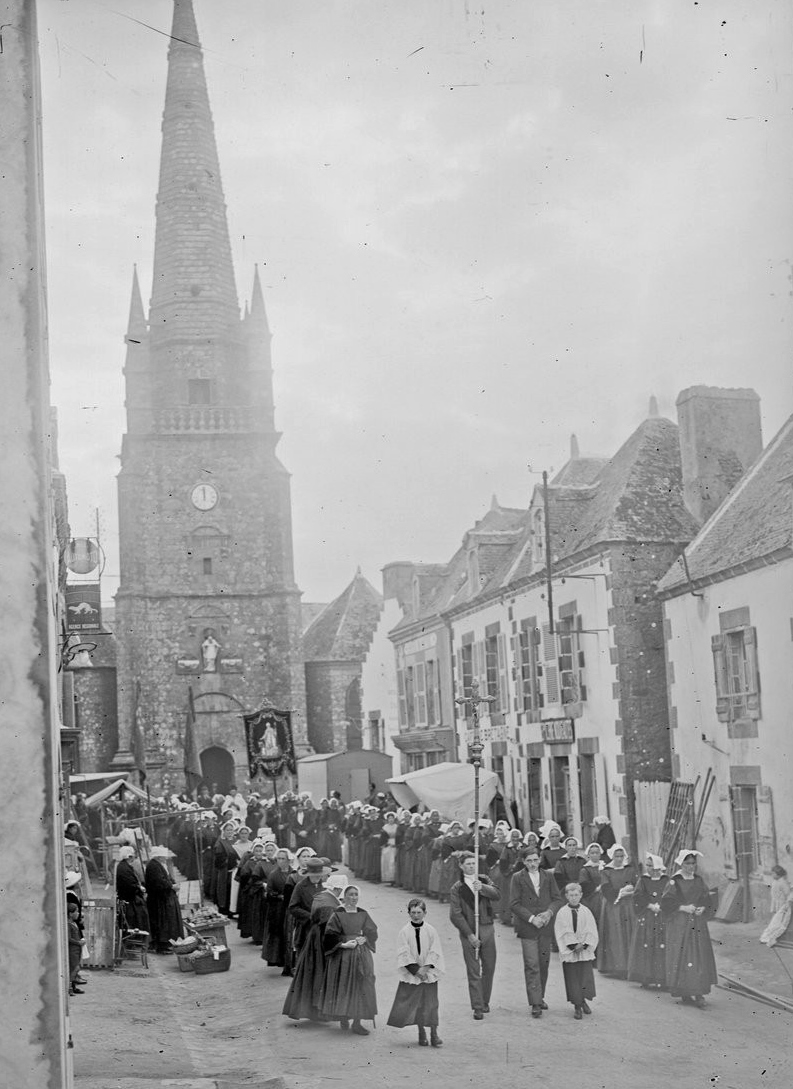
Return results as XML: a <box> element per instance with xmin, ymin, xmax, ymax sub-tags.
<box><xmin>40</xmin><ymin>0</ymin><xmax>793</xmax><ymax>604</ymax></box>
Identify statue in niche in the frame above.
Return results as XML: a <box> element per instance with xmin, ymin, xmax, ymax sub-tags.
<box><xmin>200</xmin><ymin>629</ymin><xmax>221</xmax><ymax>673</ymax></box>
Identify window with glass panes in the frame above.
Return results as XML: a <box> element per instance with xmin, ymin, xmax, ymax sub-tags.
<box><xmin>557</xmin><ymin>615</ymin><xmax>587</xmax><ymax>704</ymax></box>
<box><xmin>485</xmin><ymin>628</ymin><xmax>500</xmax><ymax>705</ymax></box>
<box><xmin>519</xmin><ymin>617</ymin><xmax>543</xmax><ymax>716</ymax></box>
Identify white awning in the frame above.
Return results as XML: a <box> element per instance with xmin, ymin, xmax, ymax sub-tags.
<box><xmin>386</xmin><ymin>761</ymin><xmax>500</xmax><ymax>823</ymax></box>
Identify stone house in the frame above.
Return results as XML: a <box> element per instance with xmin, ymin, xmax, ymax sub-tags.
<box><xmin>657</xmin><ymin>409</ymin><xmax>792</xmax><ymax>912</ymax></box>
<box><xmin>303</xmin><ymin>570</ymin><xmax>383</xmax><ymax>753</ymax></box>
<box><xmin>386</xmin><ymin>502</ymin><xmax>526</xmax><ymax>774</ymax></box>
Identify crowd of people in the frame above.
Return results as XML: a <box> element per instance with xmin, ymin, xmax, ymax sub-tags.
<box><xmin>67</xmin><ymin>783</ymin><xmax>720</xmax><ymax>1032</ymax></box>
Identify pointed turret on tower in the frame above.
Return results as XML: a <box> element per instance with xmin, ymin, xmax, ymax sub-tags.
<box><xmin>122</xmin><ymin>265</ymin><xmax>151</xmax><ymax>433</ymax></box>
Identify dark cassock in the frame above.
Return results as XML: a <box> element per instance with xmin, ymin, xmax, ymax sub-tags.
<box><xmin>387</xmin><ymin>915</ymin><xmax>445</xmax><ymax>1035</ymax></box>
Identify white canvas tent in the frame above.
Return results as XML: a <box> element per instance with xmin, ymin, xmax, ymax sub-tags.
<box><xmin>386</xmin><ymin>761</ymin><xmax>500</xmax><ymax>823</ymax></box>
<box><xmin>84</xmin><ymin>778</ymin><xmax>148</xmax><ymax>808</ymax></box>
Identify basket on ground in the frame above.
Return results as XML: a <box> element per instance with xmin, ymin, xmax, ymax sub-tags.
<box><xmin>192</xmin><ymin>948</ymin><xmax>231</xmax><ymax>974</ymax></box>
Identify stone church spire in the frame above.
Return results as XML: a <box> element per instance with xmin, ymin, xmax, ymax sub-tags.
<box><xmin>149</xmin><ymin>0</ymin><xmax>239</xmax><ymax>345</ymax></box>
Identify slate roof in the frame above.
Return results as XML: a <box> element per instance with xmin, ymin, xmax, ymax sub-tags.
<box><xmin>494</xmin><ymin>416</ymin><xmax>699</xmax><ymax>595</ymax></box>
<box><xmin>657</xmin><ymin>415</ymin><xmax>793</xmax><ymax>594</ymax></box>
<box><xmin>303</xmin><ymin>570</ymin><xmax>383</xmax><ymax>661</ymax></box>
<box><xmin>388</xmin><ymin>504</ymin><xmax>528</xmax><ymax>636</ymax></box>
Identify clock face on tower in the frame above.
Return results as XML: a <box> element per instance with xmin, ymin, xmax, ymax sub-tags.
<box><xmin>191</xmin><ymin>483</ymin><xmax>218</xmax><ymax>511</ymax></box>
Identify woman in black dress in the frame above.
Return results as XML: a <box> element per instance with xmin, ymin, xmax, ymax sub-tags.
<box><xmin>116</xmin><ymin>845</ymin><xmax>150</xmax><ymax>932</ymax></box>
<box><xmin>627</xmin><ymin>853</ymin><xmax>669</xmax><ymax>989</ymax></box>
<box><xmin>578</xmin><ymin>843</ymin><xmax>605</xmax><ymax>919</ymax></box>
<box><xmin>261</xmin><ymin>848</ymin><xmax>294</xmax><ymax>969</ymax></box>
<box><xmin>321</xmin><ymin>884</ymin><xmax>378</xmax><ymax>1035</ymax></box>
<box><xmin>554</xmin><ymin>836</ymin><xmax>587</xmax><ymax>897</ymax></box>
<box><xmin>597</xmin><ymin>844</ymin><xmax>638</xmax><ymax>978</ymax></box>
<box><xmin>144</xmin><ymin>846</ymin><xmax>184</xmax><ymax>953</ymax></box>
<box><xmin>661</xmin><ymin>849</ymin><xmax>717</xmax><ymax>1008</ymax></box>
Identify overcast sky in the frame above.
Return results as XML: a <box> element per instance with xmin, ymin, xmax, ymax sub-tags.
<box><xmin>40</xmin><ymin>0</ymin><xmax>793</xmax><ymax>604</ymax></box>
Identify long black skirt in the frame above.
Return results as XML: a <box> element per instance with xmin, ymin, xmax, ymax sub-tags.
<box><xmin>562</xmin><ymin>961</ymin><xmax>596</xmax><ymax>1007</ymax></box>
<box><xmin>387</xmin><ymin>981</ymin><xmax>439</xmax><ymax>1028</ymax></box>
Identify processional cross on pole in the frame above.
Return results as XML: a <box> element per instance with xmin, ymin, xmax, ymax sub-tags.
<box><xmin>455</xmin><ymin>679</ymin><xmax>497</xmax><ymax>948</ymax></box>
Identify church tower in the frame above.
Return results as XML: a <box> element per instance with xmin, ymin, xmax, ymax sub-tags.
<box><xmin>114</xmin><ymin>0</ymin><xmax>306</xmax><ymax>793</ymax></box>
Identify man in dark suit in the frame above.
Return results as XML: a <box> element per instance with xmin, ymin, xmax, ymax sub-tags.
<box><xmin>449</xmin><ymin>852</ymin><xmax>500</xmax><ymax>1020</ymax></box>
<box><xmin>510</xmin><ymin>844</ymin><xmax>563</xmax><ymax>1018</ymax></box>
<box><xmin>287</xmin><ymin>857</ymin><xmax>332</xmax><ymax>953</ymax></box>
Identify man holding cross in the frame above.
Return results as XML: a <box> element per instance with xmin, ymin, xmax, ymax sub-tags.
<box><xmin>449</xmin><ymin>851</ymin><xmax>500</xmax><ymax>1020</ymax></box>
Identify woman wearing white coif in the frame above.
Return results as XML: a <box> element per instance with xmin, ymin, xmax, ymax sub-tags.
<box><xmin>597</xmin><ymin>844</ymin><xmax>638</xmax><ymax>977</ymax></box>
<box><xmin>661</xmin><ymin>850</ymin><xmax>717</xmax><ymax>1008</ymax></box>
<box><xmin>578</xmin><ymin>843</ymin><xmax>605</xmax><ymax>920</ymax></box>
<box><xmin>627</xmin><ymin>853</ymin><xmax>670</xmax><ymax>989</ymax></box>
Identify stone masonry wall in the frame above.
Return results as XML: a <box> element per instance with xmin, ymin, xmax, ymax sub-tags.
<box><xmin>609</xmin><ymin>541</ymin><xmax>682</xmax><ymax>855</ymax></box>
<box><xmin>305</xmin><ymin>660</ymin><xmax>360</xmax><ymax>753</ymax></box>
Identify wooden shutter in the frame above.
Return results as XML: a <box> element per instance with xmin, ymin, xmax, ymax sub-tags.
<box><xmin>498</xmin><ymin>633</ymin><xmax>509</xmax><ymax>713</ymax></box>
<box><xmin>542</xmin><ymin>623</ymin><xmax>559</xmax><ymax>705</ymax></box>
<box><xmin>744</xmin><ymin>626</ymin><xmax>762</xmax><ymax>720</ymax></box>
<box><xmin>416</xmin><ymin>662</ymin><xmax>427</xmax><ymax>724</ymax></box>
<box><xmin>396</xmin><ymin>669</ymin><xmax>407</xmax><ymax>727</ymax></box>
<box><xmin>711</xmin><ymin>634</ymin><xmax>730</xmax><ymax>722</ymax></box>
<box><xmin>510</xmin><ymin>634</ymin><xmax>519</xmax><ymax>712</ymax></box>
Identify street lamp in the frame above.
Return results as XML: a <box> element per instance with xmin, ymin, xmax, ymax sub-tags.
<box><xmin>455</xmin><ymin>679</ymin><xmax>496</xmax><ymax>946</ymax></box>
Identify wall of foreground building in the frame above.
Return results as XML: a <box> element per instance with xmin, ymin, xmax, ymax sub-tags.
<box><xmin>664</xmin><ymin>561</ymin><xmax>793</xmax><ymax>911</ymax></box>
<box><xmin>0</xmin><ymin>1</ymin><xmax>72</xmax><ymax>1083</ymax></box>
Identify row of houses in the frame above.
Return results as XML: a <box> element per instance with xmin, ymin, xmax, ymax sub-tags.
<box><xmin>313</xmin><ymin>386</ymin><xmax>791</xmax><ymax>910</ymax></box>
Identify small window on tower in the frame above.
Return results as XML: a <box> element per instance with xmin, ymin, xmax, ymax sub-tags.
<box><xmin>188</xmin><ymin>379</ymin><xmax>212</xmax><ymax>405</ymax></box>
<box><xmin>202</xmin><ymin>557</ymin><xmax>212</xmax><ymax>575</ymax></box>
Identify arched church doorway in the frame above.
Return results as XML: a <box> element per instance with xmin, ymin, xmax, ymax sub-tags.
<box><xmin>200</xmin><ymin>746</ymin><xmax>234</xmax><ymax>794</ymax></box>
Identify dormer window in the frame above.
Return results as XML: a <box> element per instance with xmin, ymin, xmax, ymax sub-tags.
<box><xmin>467</xmin><ymin>548</ymin><xmax>480</xmax><ymax>593</ymax></box>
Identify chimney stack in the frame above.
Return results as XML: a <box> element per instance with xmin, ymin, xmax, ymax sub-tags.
<box><xmin>676</xmin><ymin>386</ymin><xmax>763</xmax><ymax>525</ymax></box>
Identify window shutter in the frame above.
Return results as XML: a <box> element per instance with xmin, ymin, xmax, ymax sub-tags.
<box><xmin>542</xmin><ymin>623</ymin><xmax>557</xmax><ymax>662</ymax></box>
<box><xmin>455</xmin><ymin>649</ymin><xmax>464</xmax><ymax>716</ymax></box>
<box><xmin>711</xmin><ymin>633</ymin><xmax>730</xmax><ymax>722</ymax></box>
<box><xmin>545</xmin><ymin>664</ymin><xmax>560</xmax><ymax>704</ymax></box>
<box><xmin>510</xmin><ymin>634</ymin><xmax>519</xmax><ymax>711</ymax></box>
<box><xmin>397</xmin><ymin>669</ymin><xmax>407</xmax><ymax>727</ymax></box>
<box><xmin>497</xmin><ymin>633</ymin><xmax>509</xmax><ymax>714</ymax></box>
<box><xmin>416</xmin><ymin>662</ymin><xmax>427</xmax><ymax>724</ymax></box>
<box><xmin>744</xmin><ymin>626</ymin><xmax>762</xmax><ymax>720</ymax></box>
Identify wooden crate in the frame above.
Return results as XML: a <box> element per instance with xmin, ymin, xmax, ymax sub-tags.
<box><xmin>82</xmin><ymin>899</ymin><xmax>117</xmax><ymax>968</ymax></box>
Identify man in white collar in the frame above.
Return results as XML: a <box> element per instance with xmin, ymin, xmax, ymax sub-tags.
<box><xmin>510</xmin><ymin>845</ymin><xmax>563</xmax><ymax>1019</ymax></box>
<box><xmin>449</xmin><ymin>852</ymin><xmax>500</xmax><ymax>1020</ymax></box>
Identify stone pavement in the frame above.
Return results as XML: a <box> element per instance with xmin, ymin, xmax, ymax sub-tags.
<box><xmin>68</xmin><ymin>872</ymin><xmax>792</xmax><ymax>1089</ymax></box>
<box><xmin>710</xmin><ymin>918</ymin><xmax>793</xmax><ymax>1003</ymax></box>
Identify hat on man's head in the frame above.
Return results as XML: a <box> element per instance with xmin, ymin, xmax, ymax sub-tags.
<box><xmin>305</xmin><ymin>857</ymin><xmax>337</xmax><ymax>873</ymax></box>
